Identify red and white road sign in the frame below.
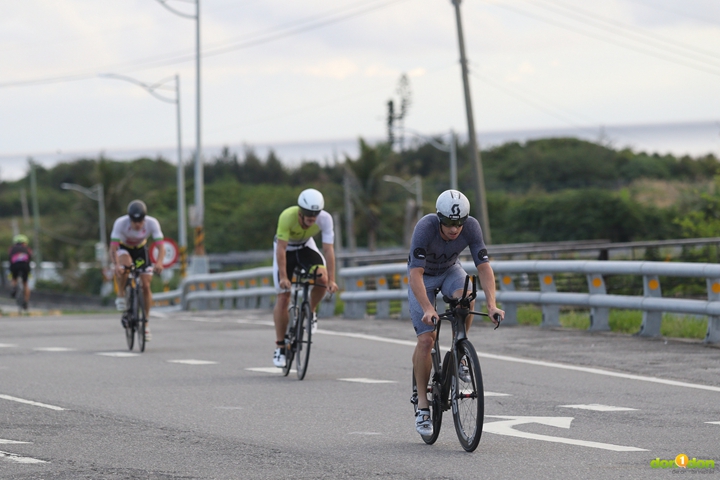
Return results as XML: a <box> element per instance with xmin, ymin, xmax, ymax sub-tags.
<box><xmin>150</xmin><ymin>238</ymin><xmax>179</xmax><ymax>268</ymax></box>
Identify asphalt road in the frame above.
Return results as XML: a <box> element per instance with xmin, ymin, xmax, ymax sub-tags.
<box><xmin>1</xmin><ymin>309</ymin><xmax>719</xmax><ymax>479</ymax></box>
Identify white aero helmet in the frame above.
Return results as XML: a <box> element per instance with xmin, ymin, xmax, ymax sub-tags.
<box><xmin>298</xmin><ymin>188</ymin><xmax>324</xmax><ymax>217</ymax></box>
<box><xmin>436</xmin><ymin>189</ymin><xmax>470</xmax><ymax>226</ymax></box>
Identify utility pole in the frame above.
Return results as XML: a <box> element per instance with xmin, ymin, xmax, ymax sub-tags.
<box><xmin>343</xmin><ymin>170</ymin><xmax>357</xmax><ymax>255</ymax></box>
<box><xmin>20</xmin><ymin>187</ymin><xmax>30</xmax><ymax>229</ymax></box>
<box><xmin>387</xmin><ymin>100</ymin><xmax>395</xmax><ymax>146</ymax></box>
<box><xmin>451</xmin><ymin>0</ymin><xmax>492</xmax><ymax>244</ymax></box>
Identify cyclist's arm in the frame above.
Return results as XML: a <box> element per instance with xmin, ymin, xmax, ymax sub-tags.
<box><xmin>153</xmin><ymin>241</ymin><xmax>165</xmax><ymax>273</ymax></box>
<box><xmin>322</xmin><ymin>242</ymin><xmax>337</xmax><ymax>293</ymax></box>
<box><xmin>409</xmin><ymin>267</ymin><xmax>436</xmax><ymax>326</ymax></box>
<box><xmin>109</xmin><ymin>242</ymin><xmax>120</xmax><ymax>267</ymax></box>
<box><xmin>476</xmin><ymin>262</ymin><xmax>504</xmax><ymax>324</ymax></box>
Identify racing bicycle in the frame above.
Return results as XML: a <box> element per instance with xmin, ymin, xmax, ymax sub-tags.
<box><xmin>282</xmin><ymin>265</ymin><xmax>323</xmax><ymax>380</ymax></box>
<box><xmin>122</xmin><ymin>263</ymin><xmax>148</xmax><ymax>353</ymax></box>
<box><xmin>411</xmin><ymin>274</ymin><xmax>501</xmax><ymax>452</ymax></box>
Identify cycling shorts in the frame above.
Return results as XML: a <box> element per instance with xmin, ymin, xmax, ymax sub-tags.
<box><xmin>117</xmin><ymin>244</ymin><xmax>153</xmax><ymax>274</ymax></box>
<box><xmin>272</xmin><ymin>237</ymin><xmax>326</xmax><ymax>293</ymax></box>
<box><xmin>408</xmin><ymin>263</ymin><xmax>469</xmax><ymax>336</ymax></box>
<box><xmin>10</xmin><ymin>262</ymin><xmax>30</xmax><ymax>282</ymax></box>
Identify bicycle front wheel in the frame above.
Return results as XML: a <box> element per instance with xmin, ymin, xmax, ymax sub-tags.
<box><xmin>136</xmin><ymin>288</ymin><xmax>147</xmax><ymax>353</ymax></box>
<box><xmin>125</xmin><ymin>291</ymin><xmax>135</xmax><ymax>351</ymax></box>
<box><xmin>295</xmin><ymin>302</ymin><xmax>312</xmax><ymax>380</ymax></box>
<box><xmin>451</xmin><ymin>339</ymin><xmax>484</xmax><ymax>452</ymax></box>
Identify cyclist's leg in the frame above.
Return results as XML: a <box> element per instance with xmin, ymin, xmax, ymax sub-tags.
<box><xmin>115</xmin><ymin>250</ymin><xmax>132</xmax><ymax>295</ymax></box>
<box><xmin>272</xmin><ymin>245</ymin><xmax>296</xmax><ymax>345</ymax></box>
<box><xmin>409</xmin><ymin>277</ymin><xmax>441</xmax><ymax>410</ymax></box>
<box><xmin>295</xmin><ymin>240</ymin><xmax>326</xmax><ymax>313</ymax></box>
<box><xmin>140</xmin><ymin>272</ymin><xmax>153</xmax><ymax>318</ymax></box>
<box><xmin>9</xmin><ymin>266</ymin><xmax>18</xmax><ymax>297</ymax></box>
<box><xmin>443</xmin><ymin>264</ymin><xmax>474</xmax><ymax>333</ymax></box>
<box><xmin>21</xmin><ymin>267</ymin><xmax>30</xmax><ymax>305</ymax></box>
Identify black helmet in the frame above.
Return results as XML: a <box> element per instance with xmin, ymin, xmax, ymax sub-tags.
<box><xmin>127</xmin><ymin>200</ymin><xmax>147</xmax><ymax>221</ymax></box>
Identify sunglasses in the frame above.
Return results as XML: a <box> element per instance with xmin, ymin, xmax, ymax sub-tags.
<box><xmin>438</xmin><ymin>215</ymin><xmax>467</xmax><ymax>227</ymax></box>
<box><xmin>300</xmin><ymin>208</ymin><xmax>320</xmax><ymax>218</ymax></box>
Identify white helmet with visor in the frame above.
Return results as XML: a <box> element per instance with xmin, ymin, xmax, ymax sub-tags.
<box><xmin>436</xmin><ymin>189</ymin><xmax>470</xmax><ymax>227</ymax></box>
<box><xmin>298</xmin><ymin>188</ymin><xmax>324</xmax><ymax>217</ymax></box>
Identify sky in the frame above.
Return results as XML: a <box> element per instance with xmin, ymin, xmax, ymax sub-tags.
<box><xmin>1</xmin><ymin>0</ymin><xmax>720</xmax><ymax>180</ymax></box>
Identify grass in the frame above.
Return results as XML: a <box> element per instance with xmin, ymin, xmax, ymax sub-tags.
<box><xmin>514</xmin><ymin>305</ymin><xmax>707</xmax><ymax>340</ymax></box>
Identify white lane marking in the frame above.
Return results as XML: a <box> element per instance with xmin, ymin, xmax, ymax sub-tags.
<box><xmin>348</xmin><ymin>432</ymin><xmax>382</xmax><ymax>435</ymax></box>
<box><xmin>0</xmin><ymin>439</ymin><xmax>29</xmax><ymax>444</ymax></box>
<box><xmin>0</xmin><ymin>344</ymin><xmax>18</xmax><ymax>348</ymax></box>
<box><xmin>33</xmin><ymin>347</ymin><xmax>76</xmax><ymax>352</ymax></box>
<box><xmin>484</xmin><ymin>415</ymin><xmax>647</xmax><ymax>452</ymax></box>
<box><xmin>559</xmin><ymin>404</ymin><xmax>637</xmax><ymax>412</ymax></box>
<box><xmin>338</xmin><ymin>378</ymin><xmax>396</xmax><ymax>384</ymax></box>
<box><xmin>168</xmin><ymin>359</ymin><xmax>217</xmax><ymax>365</ymax></box>
<box><xmin>0</xmin><ymin>450</ymin><xmax>47</xmax><ymax>464</ymax></box>
<box><xmin>706</xmin><ymin>421</ymin><xmax>720</xmax><ymax>425</ymax></box>
<box><xmin>318</xmin><ymin>330</ymin><xmax>720</xmax><ymax>393</ymax></box>
<box><xmin>236</xmin><ymin>319</ymin><xmax>274</xmax><ymax>326</ymax></box>
<box><xmin>96</xmin><ymin>352</ymin><xmax>140</xmax><ymax>357</ymax></box>
<box><xmin>485</xmin><ymin>391</ymin><xmax>511</xmax><ymax>397</ymax></box>
<box><xmin>0</xmin><ymin>394</ymin><xmax>65</xmax><ymax>411</ymax></box>
<box><xmin>246</xmin><ymin>367</ymin><xmax>296</xmax><ymax>374</ymax></box>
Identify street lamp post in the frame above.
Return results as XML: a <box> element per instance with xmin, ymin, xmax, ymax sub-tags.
<box><xmin>400</xmin><ymin>128</ymin><xmax>458</xmax><ymax>190</ymax></box>
<box><xmin>60</xmin><ymin>183</ymin><xmax>111</xmax><ymax>294</ymax></box>
<box><xmin>383</xmin><ymin>175</ymin><xmax>423</xmax><ymax>248</ymax></box>
<box><xmin>99</xmin><ymin>73</ymin><xmax>188</xmax><ymax>277</ymax></box>
<box><xmin>155</xmin><ymin>0</ymin><xmax>206</xmax><ymax>274</ymax></box>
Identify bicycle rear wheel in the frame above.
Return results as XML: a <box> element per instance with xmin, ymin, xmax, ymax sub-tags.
<box><xmin>125</xmin><ymin>290</ymin><xmax>135</xmax><ymax>351</ymax></box>
<box><xmin>137</xmin><ymin>288</ymin><xmax>147</xmax><ymax>353</ymax></box>
<box><xmin>451</xmin><ymin>339</ymin><xmax>484</xmax><ymax>452</ymax></box>
<box><xmin>295</xmin><ymin>302</ymin><xmax>312</xmax><ymax>380</ymax></box>
<box><xmin>411</xmin><ymin>364</ymin><xmax>443</xmax><ymax>445</ymax></box>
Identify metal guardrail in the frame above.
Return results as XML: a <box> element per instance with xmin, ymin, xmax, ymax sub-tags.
<box><xmin>339</xmin><ymin>260</ymin><xmax>720</xmax><ymax>344</ymax></box>
<box><xmin>151</xmin><ymin>266</ymin><xmax>336</xmax><ymax>316</ymax></box>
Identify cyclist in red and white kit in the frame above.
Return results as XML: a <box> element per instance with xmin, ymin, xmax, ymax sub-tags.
<box><xmin>109</xmin><ymin>200</ymin><xmax>165</xmax><ymax>341</ymax></box>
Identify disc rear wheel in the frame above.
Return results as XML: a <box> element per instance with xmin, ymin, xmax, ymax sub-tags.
<box><xmin>451</xmin><ymin>339</ymin><xmax>484</xmax><ymax>452</ymax></box>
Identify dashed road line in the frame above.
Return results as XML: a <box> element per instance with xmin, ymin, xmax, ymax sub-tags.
<box><xmin>33</xmin><ymin>347</ymin><xmax>76</xmax><ymax>352</ymax></box>
<box><xmin>96</xmin><ymin>352</ymin><xmax>140</xmax><ymax>357</ymax></box>
<box><xmin>0</xmin><ymin>450</ymin><xmax>47</xmax><ymax>464</ymax></box>
<box><xmin>559</xmin><ymin>404</ymin><xmax>637</xmax><ymax>412</ymax></box>
<box><xmin>0</xmin><ymin>439</ymin><xmax>29</xmax><ymax>444</ymax></box>
<box><xmin>168</xmin><ymin>359</ymin><xmax>217</xmax><ymax>365</ymax></box>
<box><xmin>0</xmin><ymin>394</ymin><xmax>65</xmax><ymax>411</ymax></box>
<box><xmin>338</xmin><ymin>378</ymin><xmax>396</xmax><ymax>384</ymax></box>
<box><xmin>246</xmin><ymin>367</ymin><xmax>295</xmax><ymax>374</ymax></box>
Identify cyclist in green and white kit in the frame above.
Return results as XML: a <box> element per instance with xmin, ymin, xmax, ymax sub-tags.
<box><xmin>272</xmin><ymin>189</ymin><xmax>338</xmax><ymax>368</ymax></box>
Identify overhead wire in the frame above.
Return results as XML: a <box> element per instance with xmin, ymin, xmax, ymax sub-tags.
<box><xmin>0</xmin><ymin>0</ymin><xmax>411</xmax><ymax>89</ymax></box>
<box><xmin>482</xmin><ymin>0</ymin><xmax>720</xmax><ymax>77</ymax></box>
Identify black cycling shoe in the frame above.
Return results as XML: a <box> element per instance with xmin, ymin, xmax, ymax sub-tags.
<box><xmin>121</xmin><ymin>314</ymin><xmax>129</xmax><ymax>328</ymax></box>
<box><xmin>22</xmin><ymin>301</ymin><xmax>28</xmax><ymax>311</ymax></box>
<box><xmin>10</xmin><ymin>288</ymin><xmax>16</xmax><ymax>299</ymax></box>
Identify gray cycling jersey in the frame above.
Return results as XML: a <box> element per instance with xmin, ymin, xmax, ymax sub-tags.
<box><xmin>407</xmin><ymin>214</ymin><xmax>488</xmax><ymax>276</ymax></box>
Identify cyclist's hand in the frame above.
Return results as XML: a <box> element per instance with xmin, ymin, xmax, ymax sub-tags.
<box><xmin>489</xmin><ymin>306</ymin><xmax>505</xmax><ymax>328</ymax></box>
<box><xmin>326</xmin><ymin>280</ymin><xmax>338</xmax><ymax>294</ymax></box>
<box><xmin>115</xmin><ymin>264</ymin><xmax>125</xmax><ymax>276</ymax></box>
<box><xmin>153</xmin><ymin>264</ymin><xmax>164</xmax><ymax>275</ymax></box>
<box><xmin>421</xmin><ymin>309</ymin><xmax>437</xmax><ymax>326</ymax></box>
<box><xmin>279</xmin><ymin>278</ymin><xmax>291</xmax><ymax>290</ymax></box>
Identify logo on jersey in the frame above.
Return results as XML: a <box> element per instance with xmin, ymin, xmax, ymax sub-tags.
<box><xmin>413</xmin><ymin>248</ymin><xmax>426</xmax><ymax>260</ymax></box>
<box><xmin>478</xmin><ymin>248</ymin><xmax>488</xmax><ymax>262</ymax></box>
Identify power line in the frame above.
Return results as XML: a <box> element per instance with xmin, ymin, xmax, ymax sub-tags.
<box><xmin>0</xmin><ymin>0</ymin><xmax>410</xmax><ymax>89</ymax></box>
<box><xmin>482</xmin><ymin>0</ymin><xmax>720</xmax><ymax>77</ymax></box>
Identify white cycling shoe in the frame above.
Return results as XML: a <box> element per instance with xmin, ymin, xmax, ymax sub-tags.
<box><xmin>459</xmin><ymin>364</ymin><xmax>472</xmax><ymax>383</ymax></box>
<box><xmin>311</xmin><ymin>312</ymin><xmax>318</xmax><ymax>334</ymax></box>
<box><xmin>115</xmin><ymin>297</ymin><xmax>126</xmax><ymax>312</ymax></box>
<box><xmin>273</xmin><ymin>347</ymin><xmax>286</xmax><ymax>368</ymax></box>
<box><xmin>415</xmin><ymin>409</ymin><xmax>433</xmax><ymax>436</ymax></box>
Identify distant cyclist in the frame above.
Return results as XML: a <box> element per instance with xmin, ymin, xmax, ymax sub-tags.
<box><xmin>408</xmin><ymin>190</ymin><xmax>504</xmax><ymax>437</ymax></box>
<box><xmin>109</xmin><ymin>200</ymin><xmax>165</xmax><ymax>341</ymax></box>
<box><xmin>9</xmin><ymin>234</ymin><xmax>32</xmax><ymax>311</ymax></box>
<box><xmin>272</xmin><ymin>188</ymin><xmax>338</xmax><ymax>368</ymax></box>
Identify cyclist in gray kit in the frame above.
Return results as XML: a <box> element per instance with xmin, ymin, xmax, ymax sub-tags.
<box><xmin>409</xmin><ymin>189</ymin><xmax>504</xmax><ymax>437</ymax></box>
